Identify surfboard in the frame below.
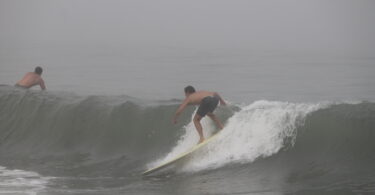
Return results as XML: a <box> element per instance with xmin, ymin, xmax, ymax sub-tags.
<box><xmin>142</xmin><ymin>131</ymin><xmax>222</xmax><ymax>176</ymax></box>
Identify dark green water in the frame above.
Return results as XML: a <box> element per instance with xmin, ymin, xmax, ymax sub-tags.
<box><xmin>0</xmin><ymin>87</ymin><xmax>374</xmax><ymax>194</ymax></box>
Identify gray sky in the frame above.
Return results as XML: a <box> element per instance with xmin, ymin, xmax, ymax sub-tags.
<box><xmin>1</xmin><ymin>0</ymin><xmax>374</xmax><ymax>101</ymax></box>
<box><xmin>1</xmin><ymin>0</ymin><xmax>375</xmax><ymax>57</ymax></box>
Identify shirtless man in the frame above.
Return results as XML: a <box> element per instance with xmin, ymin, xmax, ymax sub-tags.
<box><xmin>15</xmin><ymin>66</ymin><xmax>46</xmax><ymax>90</ymax></box>
<box><xmin>173</xmin><ymin>86</ymin><xmax>226</xmax><ymax>144</ymax></box>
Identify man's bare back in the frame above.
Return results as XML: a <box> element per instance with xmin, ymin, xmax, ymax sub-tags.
<box><xmin>185</xmin><ymin>91</ymin><xmax>219</xmax><ymax>105</ymax></box>
<box><xmin>16</xmin><ymin>67</ymin><xmax>46</xmax><ymax>90</ymax></box>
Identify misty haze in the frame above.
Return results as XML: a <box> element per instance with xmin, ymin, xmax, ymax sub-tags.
<box><xmin>0</xmin><ymin>1</ymin><xmax>374</xmax><ymax>194</ymax></box>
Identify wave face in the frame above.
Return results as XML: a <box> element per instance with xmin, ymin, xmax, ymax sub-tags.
<box><xmin>0</xmin><ymin>87</ymin><xmax>187</xmax><ymax>167</ymax></box>
<box><xmin>0</xmin><ymin>86</ymin><xmax>375</xmax><ymax>180</ymax></box>
<box><xmin>288</xmin><ymin>102</ymin><xmax>375</xmax><ymax>163</ymax></box>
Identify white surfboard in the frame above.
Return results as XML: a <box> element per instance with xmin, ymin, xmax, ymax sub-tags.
<box><xmin>142</xmin><ymin>131</ymin><xmax>221</xmax><ymax>176</ymax></box>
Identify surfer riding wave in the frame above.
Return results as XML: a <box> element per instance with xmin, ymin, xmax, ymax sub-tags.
<box><xmin>173</xmin><ymin>86</ymin><xmax>226</xmax><ymax>144</ymax></box>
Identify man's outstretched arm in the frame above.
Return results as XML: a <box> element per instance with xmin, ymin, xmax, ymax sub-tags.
<box><xmin>173</xmin><ymin>98</ymin><xmax>189</xmax><ymax>124</ymax></box>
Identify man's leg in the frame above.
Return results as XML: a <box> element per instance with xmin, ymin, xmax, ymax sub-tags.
<box><xmin>207</xmin><ymin>113</ymin><xmax>224</xmax><ymax>130</ymax></box>
<box><xmin>193</xmin><ymin>114</ymin><xmax>205</xmax><ymax>144</ymax></box>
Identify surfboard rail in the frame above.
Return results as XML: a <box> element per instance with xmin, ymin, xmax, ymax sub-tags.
<box><xmin>142</xmin><ymin>131</ymin><xmax>221</xmax><ymax>176</ymax></box>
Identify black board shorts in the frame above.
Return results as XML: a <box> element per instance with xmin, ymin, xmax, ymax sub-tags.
<box><xmin>197</xmin><ymin>96</ymin><xmax>219</xmax><ymax>117</ymax></box>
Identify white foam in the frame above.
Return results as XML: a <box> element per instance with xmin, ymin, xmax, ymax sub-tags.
<box><xmin>0</xmin><ymin>166</ymin><xmax>51</xmax><ymax>194</ymax></box>
<box><xmin>148</xmin><ymin>108</ymin><xmax>217</xmax><ymax>168</ymax></box>
<box><xmin>152</xmin><ymin>100</ymin><xmax>329</xmax><ymax>173</ymax></box>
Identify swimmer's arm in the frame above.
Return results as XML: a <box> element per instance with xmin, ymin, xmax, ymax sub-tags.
<box><xmin>39</xmin><ymin>79</ymin><xmax>46</xmax><ymax>90</ymax></box>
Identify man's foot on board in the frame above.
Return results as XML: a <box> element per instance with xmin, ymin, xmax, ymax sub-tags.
<box><xmin>197</xmin><ymin>138</ymin><xmax>205</xmax><ymax>145</ymax></box>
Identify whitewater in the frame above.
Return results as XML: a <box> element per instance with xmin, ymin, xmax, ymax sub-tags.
<box><xmin>149</xmin><ymin>100</ymin><xmax>328</xmax><ymax>173</ymax></box>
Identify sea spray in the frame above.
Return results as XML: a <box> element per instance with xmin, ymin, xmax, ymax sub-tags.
<box><xmin>164</xmin><ymin>100</ymin><xmax>328</xmax><ymax>172</ymax></box>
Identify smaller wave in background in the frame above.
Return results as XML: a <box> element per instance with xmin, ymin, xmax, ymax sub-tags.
<box><xmin>0</xmin><ymin>166</ymin><xmax>50</xmax><ymax>194</ymax></box>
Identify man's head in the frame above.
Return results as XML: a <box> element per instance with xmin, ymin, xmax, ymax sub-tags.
<box><xmin>184</xmin><ymin>85</ymin><xmax>196</xmax><ymax>96</ymax></box>
<box><xmin>34</xmin><ymin>66</ymin><xmax>43</xmax><ymax>75</ymax></box>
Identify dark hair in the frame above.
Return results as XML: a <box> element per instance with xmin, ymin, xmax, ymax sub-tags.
<box><xmin>34</xmin><ymin>66</ymin><xmax>43</xmax><ymax>75</ymax></box>
<box><xmin>184</xmin><ymin>85</ymin><xmax>196</xmax><ymax>94</ymax></box>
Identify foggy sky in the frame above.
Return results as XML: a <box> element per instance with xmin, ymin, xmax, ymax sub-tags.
<box><xmin>1</xmin><ymin>0</ymin><xmax>375</xmax><ymax>57</ymax></box>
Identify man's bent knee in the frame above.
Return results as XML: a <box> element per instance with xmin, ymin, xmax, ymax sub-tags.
<box><xmin>194</xmin><ymin>115</ymin><xmax>202</xmax><ymax>122</ymax></box>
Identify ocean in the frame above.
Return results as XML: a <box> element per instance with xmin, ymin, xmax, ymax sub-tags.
<box><xmin>1</xmin><ymin>1</ymin><xmax>375</xmax><ymax>193</ymax></box>
<box><xmin>0</xmin><ymin>52</ymin><xmax>375</xmax><ymax>195</ymax></box>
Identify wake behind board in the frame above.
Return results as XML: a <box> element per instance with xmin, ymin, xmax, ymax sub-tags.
<box><xmin>142</xmin><ymin>131</ymin><xmax>222</xmax><ymax>176</ymax></box>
